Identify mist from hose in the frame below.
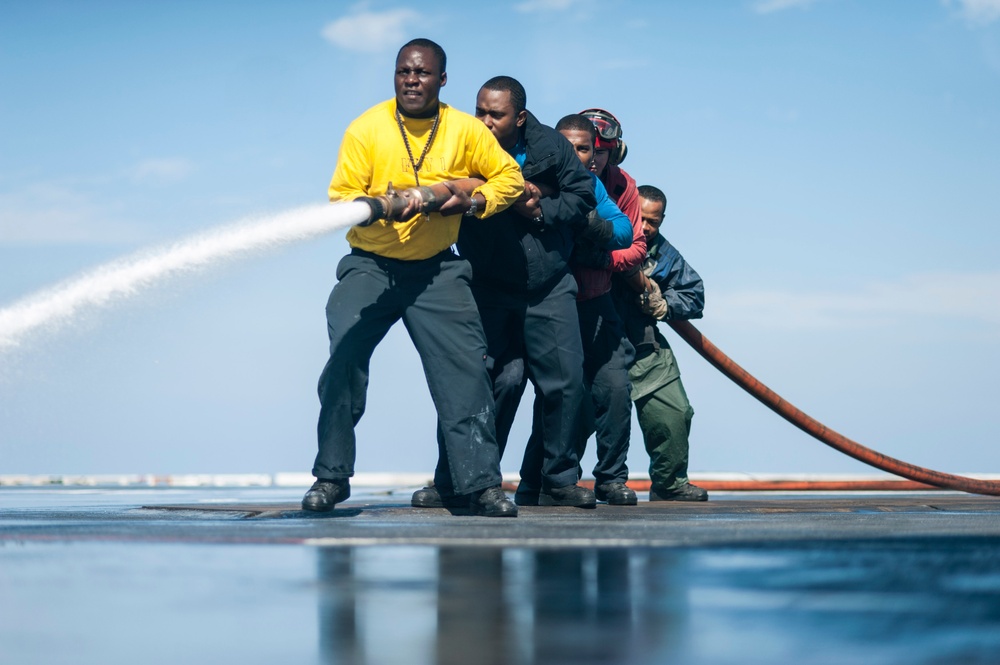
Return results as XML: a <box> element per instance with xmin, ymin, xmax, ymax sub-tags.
<box><xmin>0</xmin><ymin>201</ymin><xmax>370</xmax><ymax>351</ymax></box>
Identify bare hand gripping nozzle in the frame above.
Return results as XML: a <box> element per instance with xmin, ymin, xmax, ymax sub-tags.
<box><xmin>353</xmin><ymin>178</ymin><xmax>486</xmax><ymax>226</ymax></box>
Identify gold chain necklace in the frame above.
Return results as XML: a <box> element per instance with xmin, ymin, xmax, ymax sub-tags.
<box><xmin>395</xmin><ymin>107</ymin><xmax>440</xmax><ymax>191</ymax></box>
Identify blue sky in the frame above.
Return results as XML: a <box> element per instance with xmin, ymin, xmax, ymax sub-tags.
<box><xmin>2</xmin><ymin>0</ymin><xmax>999</xmax><ymax>480</ymax></box>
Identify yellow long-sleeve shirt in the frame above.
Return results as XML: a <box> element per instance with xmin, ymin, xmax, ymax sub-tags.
<box><xmin>329</xmin><ymin>99</ymin><xmax>524</xmax><ymax>261</ymax></box>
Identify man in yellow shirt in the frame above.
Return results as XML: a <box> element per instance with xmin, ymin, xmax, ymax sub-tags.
<box><xmin>302</xmin><ymin>38</ymin><xmax>524</xmax><ymax>517</ymax></box>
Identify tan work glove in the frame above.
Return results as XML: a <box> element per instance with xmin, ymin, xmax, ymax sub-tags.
<box><xmin>639</xmin><ymin>279</ymin><xmax>669</xmax><ymax>320</ymax></box>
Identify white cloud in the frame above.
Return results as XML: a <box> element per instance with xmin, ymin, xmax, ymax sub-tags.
<box><xmin>943</xmin><ymin>0</ymin><xmax>1000</xmax><ymax>25</ymax></box>
<box><xmin>711</xmin><ymin>272</ymin><xmax>1000</xmax><ymax>330</ymax></box>
<box><xmin>321</xmin><ymin>8</ymin><xmax>422</xmax><ymax>53</ymax></box>
<box><xmin>129</xmin><ymin>158</ymin><xmax>194</xmax><ymax>184</ymax></box>
<box><xmin>752</xmin><ymin>0</ymin><xmax>820</xmax><ymax>14</ymax></box>
<box><xmin>514</xmin><ymin>0</ymin><xmax>582</xmax><ymax>12</ymax></box>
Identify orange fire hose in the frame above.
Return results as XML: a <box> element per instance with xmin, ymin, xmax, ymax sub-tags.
<box><xmin>666</xmin><ymin>319</ymin><xmax>1000</xmax><ymax>497</ymax></box>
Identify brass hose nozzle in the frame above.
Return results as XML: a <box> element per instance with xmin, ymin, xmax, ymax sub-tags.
<box><xmin>352</xmin><ymin>178</ymin><xmax>486</xmax><ymax>226</ymax></box>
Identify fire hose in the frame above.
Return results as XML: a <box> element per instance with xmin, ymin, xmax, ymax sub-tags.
<box><xmin>668</xmin><ymin>319</ymin><xmax>1000</xmax><ymax>496</ymax></box>
<box><xmin>354</xmin><ymin>179</ymin><xmax>999</xmax><ymax>496</ymax></box>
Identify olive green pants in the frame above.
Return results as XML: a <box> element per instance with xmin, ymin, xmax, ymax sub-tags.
<box><xmin>629</xmin><ymin>345</ymin><xmax>694</xmax><ymax>492</ymax></box>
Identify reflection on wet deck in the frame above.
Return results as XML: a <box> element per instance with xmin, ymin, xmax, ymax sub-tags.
<box><xmin>4</xmin><ymin>488</ymin><xmax>1000</xmax><ymax>664</ymax></box>
<box><xmin>314</xmin><ymin>542</ymin><xmax>1000</xmax><ymax>664</ymax></box>
<box><xmin>317</xmin><ymin>547</ymin><xmax>689</xmax><ymax>664</ymax></box>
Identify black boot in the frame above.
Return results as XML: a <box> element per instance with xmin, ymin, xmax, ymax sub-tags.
<box><xmin>469</xmin><ymin>486</ymin><xmax>518</xmax><ymax>517</ymax></box>
<box><xmin>539</xmin><ymin>484</ymin><xmax>597</xmax><ymax>508</ymax></box>
<box><xmin>595</xmin><ymin>482</ymin><xmax>638</xmax><ymax>505</ymax></box>
<box><xmin>649</xmin><ymin>482</ymin><xmax>708</xmax><ymax>502</ymax></box>
<box><xmin>301</xmin><ymin>478</ymin><xmax>351</xmax><ymax>512</ymax></box>
<box><xmin>411</xmin><ymin>485</ymin><xmax>470</xmax><ymax>508</ymax></box>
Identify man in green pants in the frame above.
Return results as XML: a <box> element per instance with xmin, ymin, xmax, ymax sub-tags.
<box><xmin>613</xmin><ymin>184</ymin><xmax>708</xmax><ymax>501</ymax></box>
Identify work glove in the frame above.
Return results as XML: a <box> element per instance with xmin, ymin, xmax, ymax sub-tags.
<box><xmin>578</xmin><ymin>209</ymin><xmax>614</xmax><ymax>246</ymax></box>
<box><xmin>639</xmin><ymin>279</ymin><xmax>668</xmax><ymax>320</ymax></box>
<box><xmin>572</xmin><ymin>238</ymin><xmax>611</xmax><ymax>269</ymax></box>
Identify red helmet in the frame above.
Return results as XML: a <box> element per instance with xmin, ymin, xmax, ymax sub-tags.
<box><xmin>580</xmin><ymin>108</ymin><xmax>627</xmax><ymax>165</ymax></box>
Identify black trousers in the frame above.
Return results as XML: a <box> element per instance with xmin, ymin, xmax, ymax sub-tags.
<box><xmin>457</xmin><ymin>271</ymin><xmax>585</xmax><ymax>491</ymax></box>
<box><xmin>573</xmin><ymin>293</ymin><xmax>635</xmax><ymax>485</ymax></box>
<box><xmin>313</xmin><ymin>249</ymin><xmax>502</xmax><ymax>495</ymax></box>
<box><xmin>522</xmin><ymin>291</ymin><xmax>635</xmax><ymax>488</ymax></box>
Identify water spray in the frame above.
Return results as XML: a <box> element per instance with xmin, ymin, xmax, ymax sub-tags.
<box><xmin>0</xmin><ymin>202</ymin><xmax>371</xmax><ymax>350</ymax></box>
<box><xmin>0</xmin><ymin>177</ymin><xmax>487</xmax><ymax>351</ymax></box>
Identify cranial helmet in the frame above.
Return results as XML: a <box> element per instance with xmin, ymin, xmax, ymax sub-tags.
<box><xmin>579</xmin><ymin>108</ymin><xmax>628</xmax><ymax>165</ymax></box>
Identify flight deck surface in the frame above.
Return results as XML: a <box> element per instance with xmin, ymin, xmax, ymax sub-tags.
<box><xmin>3</xmin><ymin>486</ymin><xmax>999</xmax><ymax>664</ymax></box>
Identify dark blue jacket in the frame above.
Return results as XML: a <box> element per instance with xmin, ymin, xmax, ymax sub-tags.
<box><xmin>457</xmin><ymin>111</ymin><xmax>596</xmax><ymax>293</ymax></box>
<box><xmin>646</xmin><ymin>235</ymin><xmax>704</xmax><ymax>320</ymax></box>
<box><xmin>614</xmin><ymin>234</ymin><xmax>704</xmax><ymax>356</ymax></box>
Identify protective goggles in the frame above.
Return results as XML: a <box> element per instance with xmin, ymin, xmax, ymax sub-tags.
<box><xmin>580</xmin><ymin>109</ymin><xmax>622</xmax><ymax>142</ymax></box>
<box><xmin>592</xmin><ymin>117</ymin><xmax>621</xmax><ymax>141</ymax></box>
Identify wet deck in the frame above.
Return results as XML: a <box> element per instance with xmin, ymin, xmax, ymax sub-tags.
<box><xmin>3</xmin><ymin>487</ymin><xmax>1000</xmax><ymax>664</ymax></box>
<box><xmin>5</xmin><ymin>488</ymin><xmax>1000</xmax><ymax>546</ymax></box>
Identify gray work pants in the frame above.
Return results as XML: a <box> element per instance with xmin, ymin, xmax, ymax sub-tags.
<box><xmin>313</xmin><ymin>249</ymin><xmax>502</xmax><ymax>495</ymax></box>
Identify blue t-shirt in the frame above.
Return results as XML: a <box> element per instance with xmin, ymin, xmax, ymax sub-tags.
<box><xmin>591</xmin><ymin>173</ymin><xmax>633</xmax><ymax>250</ymax></box>
<box><xmin>509</xmin><ymin>136</ymin><xmax>527</xmax><ymax>168</ymax></box>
